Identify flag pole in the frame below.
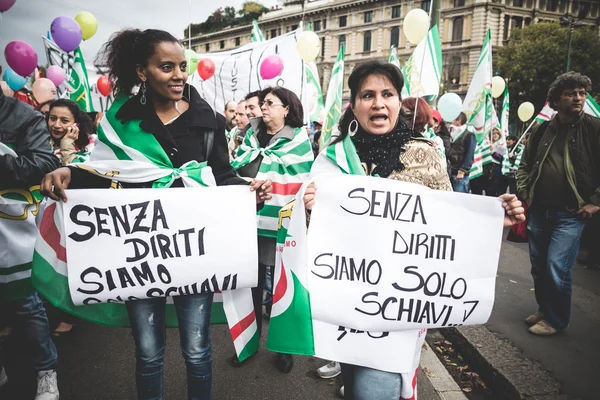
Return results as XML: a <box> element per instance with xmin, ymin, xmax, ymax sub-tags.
<box><xmin>513</xmin><ymin>119</ymin><xmax>536</xmax><ymax>149</ymax></box>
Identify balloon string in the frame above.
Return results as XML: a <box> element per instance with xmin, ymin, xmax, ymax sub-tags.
<box><xmin>412</xmin><ymin>3</ymin><xmax>435</xmax><ymax>131</ymax></box>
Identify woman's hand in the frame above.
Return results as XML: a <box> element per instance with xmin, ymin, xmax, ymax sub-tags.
<box><xmin>63</xmin><ymin>124</ymin><xmax>79</xmax><ymax>141</ymax></box>
<box><xmin>303</xmin><ymin>183</ymin><xmax>317</xmax><ymax>210</ymax></box>
<box><xmin>41</xmin><ymin>167</ymin><xmax>72</xmax><ymax>202</ymax></box>
<box><xmin>250</xmin><ymin>179</ymin><xmax>272</xmax><ymax>204</ymax></box>
<box><xmin>499</xmin><ymin>193</ymin><xmax>525</xmax><ymax>227</ymax></box>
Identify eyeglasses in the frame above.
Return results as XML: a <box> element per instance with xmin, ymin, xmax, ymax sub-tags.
<box><xmin>260</xmin><ymin>99</ymin><xmax>285</xmax><ymax>107</ymax></box>
<box><xmin>562</xmin><ymin>90</ymin><xmax>587</xmax><ymax>98</ymax></box>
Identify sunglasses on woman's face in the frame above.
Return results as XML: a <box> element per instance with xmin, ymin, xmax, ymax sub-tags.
<box><xmin>260</xmin><ymin>99</ymin><xmax>285</xmax><ymax>107</ymax></box>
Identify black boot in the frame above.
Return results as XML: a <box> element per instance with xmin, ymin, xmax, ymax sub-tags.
<box><xmin>230</xmin><ymin>350</ymin><xmax>257</xmax><ymax>367</ymax></box>
<box><xmin>275</xmin><ymin>353</ymin><xmax>294</xmax><ymax>373</ymax></box>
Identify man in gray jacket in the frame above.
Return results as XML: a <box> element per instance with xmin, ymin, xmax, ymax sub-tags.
<box><xmin>1</xmin><ymin>89</ymin><xmax>61</xmax><ymax>399</ymax></box>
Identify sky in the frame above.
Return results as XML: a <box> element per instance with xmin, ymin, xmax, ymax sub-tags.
<box><xmin>0</xmin><ymin>0</ymin><xmax>278</xmax><ymax>74</ymax></box>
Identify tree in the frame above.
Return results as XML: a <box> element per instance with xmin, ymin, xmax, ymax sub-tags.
<box><xmin>496</xmin><ymin>22</ymin><xmax>600</xmax><ymax>119</ymax></box>
<box><xmin>184</xmin><ymin>2</ymin><xmax>269</xmax><ymax>38</ymax></box>
<box><xmin>238</xmin><ymin>1</ymin><xmax>270</xmax><ymax>23</ymax></box>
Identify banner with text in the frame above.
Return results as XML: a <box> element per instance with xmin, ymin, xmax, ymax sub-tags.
<box><xmin>63</xmin><ymin>187</ymin><xmax>258</xmax><ymax>305</ymax></box>
<box><xmin>189</xmin><ymin>30</ymin><xmax>306</xmax><ymax>119</ymax></box>
<box><xmin>307</xmin><ymin>174</ymin><xmax>504</xmax><ymax>332</ymax></box>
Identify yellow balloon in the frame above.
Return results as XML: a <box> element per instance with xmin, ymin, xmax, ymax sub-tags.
<box><xmin>75</xmin><ymin>12</ymin><xmax>98</xmax><ymax>41</ymax></box>
<box><xmin>518</xmin><ymin>102</ymin><xmax>535</xmax><ymax>122</ymax></box>
<box><xmin>296</xmin><ymin>31</ymin><xmax>320</xmax><ymax>63</ymax></box>
<box><xmin>403</xmin><ymin>9</ymin><xmax>430</xmax><ymax>45</ymax></box>
<box><xmin>491</xmin><ymin>76</ymin><xmax>506</xmax><ymax>99</ymax></box>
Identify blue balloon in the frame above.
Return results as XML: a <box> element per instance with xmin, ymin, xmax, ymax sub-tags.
<box><xmin>3</xmin><ymin>67</ymin><xmax>27</xmax><ymax>91</ymax></box>
<box><xmin>437</xmin><ymin>92</ymin><xmax>463</xmax><ymax>122</ymax></box>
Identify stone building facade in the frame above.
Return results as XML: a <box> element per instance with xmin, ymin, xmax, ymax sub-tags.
<box><xmin>189</xmin><ymin>0</ymin><xmax>599</xmax><ymax>100</ymax></box>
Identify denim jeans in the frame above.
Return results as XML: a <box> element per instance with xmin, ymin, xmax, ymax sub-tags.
<box><xmin>7</xmin><ymin>293</ymin><xmax>58</xmax><ymax>372</ymax></box>
<box><xmin>451</xmin><ymin>174</ymin><xmax>470</xmax><ymax>193</ymax></box>
<box><xmin>126</xmin><ymin>293</ymin><xmax>214</xmax><ymax>400</ymax></box>
<box><xmin>527</xmin><ymin>206</ymin><xmax>586</xmax><ymax>330</ymax></box>
<box><xmin>340</xmin><ymin>363</ymin><xmax>402</xmax><ymax>400</ymax></box>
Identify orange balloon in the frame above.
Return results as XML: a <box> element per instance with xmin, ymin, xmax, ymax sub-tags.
<box><xmin>32</xmin><ymin>78</ymin><xmax>57</xmax><ymax>103</ymax></box>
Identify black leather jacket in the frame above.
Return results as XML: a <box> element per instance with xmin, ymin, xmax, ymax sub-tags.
<box><xmin>0</xmin><ymin>91</ymin><xmax>59</xmax><ymax>189</ymax></box>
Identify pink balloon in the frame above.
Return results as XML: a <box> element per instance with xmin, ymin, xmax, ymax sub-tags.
<box><xmin>0</xmin><ymin>0</ymin><xmax>16</xmax><ymax>12</ymax></box>
<box><xmin>46</xmin><ymin>65</ymin><xmax>66</xmax><ymax>86</ymax></box>
<box><xmin>260</xmin><ymin>55</ymin><xmax>284</xmax><ymax>80</ymax></box>
<box><xmin>4</xmin><ymin>41</ymin><xmax>38</xmax><ymax>77</ymax></box>
<box><xmin>32</xmin><ymin>78</ymin><xmax>57</xmax><ymax>104</ymax></box>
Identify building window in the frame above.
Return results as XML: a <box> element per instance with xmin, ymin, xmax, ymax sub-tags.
<box><xmin>511</xmin><ymin>16</ymin><xmax>523</xmax><ymax>30</ymax></box>
<box><xmin>220</xmin><ymin>40</ymin><xmax>225</xmax><ymax>49</ymax></box>
<box><xmin>448</xmin><ymin>56</ymin><xmax>461</xmax><ymax>86</ymax></box>
<box><xmin>363</xmin><ymin>31</ymin><xmax>372</xmax><ymax>52</ymax></box>
<box><xmin>314</xmin><ymin>20</ymin><xmax>321</xmax><ymax>31</ymax></box>
<box><xmin>454</xmin><ymin>0</ymin><xmax>465</xmax><ymax>6</ymax></box>
<box><xmin>390</xmin><ymin>27</ymin><xmax>400</xmax><ymax>47</ymax></box>
<box><xmin>291</xmin><ymin>24</ymin><xmax>298</xmax><ymax>31</ymax></box>
<box><xmin>544</xmin><ymin>0</ymin><xmax>558</xmax><ymax>11</ymax></box>
<box><xmin>235</xmin><ymin>37</ymin><xmax>241</xmax><ymax>46</ymax></box>
<box><xmin>452</xmin><ymin>17</ymin><xmax>464</xmax><ymax>41</ymax></box>
<box><xmin>513</xmin><ymin>0</ymin><xmax>524</xmax><ymax>7</ymax></box>
<box><xmin>321</xmin><ymin>37</ymin><xmax>325</xmax><ymax>57</ymax></box>
<box><xmin>421</xmin><ymin>0</ymin><xmax>431</xmax><ymax>12</ymax></box>
<box><xmin>338</xmin><ymin>34</ymin><xmax>346</xmax><ymax>52</ymax></box>
<box><xmin>524</xmin><ymin>17</ymin><xmax>532</xmax><ymax>26</ymax></box>
<box><xmin>364</xmin><ymin>11</ymin><xmax>373</xmax><ymax>23</ymax></box>
<box><xmin>323</xmin><ymin>19</ymin><xmax>327</xmax><ymax>29</ymax></box>
<box><xmin>270</xmin><ymin>29</ymin><xmax>277</xmax><ymax>39</ymax></box>
<box><xmin>339</xmin><ymin>15</ymin><xmax>347</xmax><ymax>27</ymax></box>
<box><xmin>503</xmin><ymin>15</ymin><xmax>510</xmax><ymax>40</ymax></box>
<box><xmin>205</xmin><ymin>43</ymin><xmax>210</xmax><ymax>52</ymax></box>
<box><xmin>392</xmin><ymin>6</ymin><xmax>401</xmax><ymax>18</ymax></box>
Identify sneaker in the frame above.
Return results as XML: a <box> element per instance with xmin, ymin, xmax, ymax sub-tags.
<box><xmin>339</xmin><ymin>385</ymin><xmax>344</xmax><ymax>398</ymax></box>
<box><xmin>0</xmin><ymin>367</ymin><xmax>7</xmax><ymax>387</ymax></box>
<box><xmin>528</xmin><ymin>320</ymin><xmax>558</xmax><ymax>336</ymax></box>
<box><xmin>35</xmin><ymin>370</ymin><xmax>59</xmax><ymax>400</ymax></box>
<box><xmin>524</xmin><ymin>311</ymin><xmax>544</xmax><ymax>326</ymax></box>
<box><xmin>317</xmin><ymin>361</ymin><xmax>341</xmax><ymax>379</ymax></box>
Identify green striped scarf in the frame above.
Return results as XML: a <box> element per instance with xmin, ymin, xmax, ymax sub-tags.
<box><xmin>501</xmin><ymin>144</ymin><xmax>524</xmax><ymax>177</ymax></box>
<box><xmin>231</xmin><ymin>126</ymin><xmax>314</xmax><ymax>238</ymax></box>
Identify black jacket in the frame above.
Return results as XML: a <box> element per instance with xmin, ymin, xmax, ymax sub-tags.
<box><xmin>70</xmin><ymin>85</ymin><xmax>247</xmax><ymax>189</ymax></box>
<box><xmin>0</xmin><ymin>91</ymin><xmax>60</xmax><ymax>189</ymax></box>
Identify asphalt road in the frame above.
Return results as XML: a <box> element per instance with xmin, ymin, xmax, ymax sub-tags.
<box><xmin>0</xmin><ymin>315</ymin><xmax>441</xmax><ymax>400</ymax></box>
<box><xmin>487</xmin><ymin>230</ymin><xmax>600</xmax><ymax>400</ymax></box>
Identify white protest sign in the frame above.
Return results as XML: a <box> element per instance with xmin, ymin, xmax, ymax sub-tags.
<box><xmin>189</xmin><ymin>30</ymin><xmax>306</xmax><ymax>118</ymax></box>
<box><xmin>307</xmin><ymin>174</ymin><xmax>504</xmax><ymax>332</ymax></box>
<box><xmin>63</xmin><ymin>187</ymin><xmax>258</xmax><ymax>305</ymax></box>
<box><xmin>313</xmin><ymin>321</ymin><xmax>426</xmax><ymax>374</ymax></box>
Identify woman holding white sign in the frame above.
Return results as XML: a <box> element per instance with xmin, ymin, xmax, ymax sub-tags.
<box><xmin>303</xmin><ymin>61</ymin><xmax>525</xmax><ymax>400</ymax></box>
<box><xmin>231</xmin><ymin>86</ymin><xmax>314</xmax><ymax>372</ymax></box>
<box><xmin>40</xmin><ymin>28</ymin><xmax>272</xmax><ymax>400</ymax></box>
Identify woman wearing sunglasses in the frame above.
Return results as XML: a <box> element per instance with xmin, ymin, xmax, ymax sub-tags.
<box><xmin>230</xmin><ymin>86</ymin><xmax>314</xmax><ymax>373</ymax></box>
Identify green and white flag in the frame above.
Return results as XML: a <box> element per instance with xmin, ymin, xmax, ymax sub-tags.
<box><xmin>389</xmin><ymin>45</ymin><xmax>401</xmax><ymax>69</ymax></box>
<box><xmin>305</xmin><ymin>23</ymin><xmax>325</xmax><ymax>123</ymax></box>
<box><xmin>43</xmin><ymin>36</ymin><xmax>94</xmax><ymax>112</ymax></box>
<box><xmin>501</xmin><ymin>143</ymin><xmax>524</xmax><ymax>177</ymax></box>
<box><xmin>463</xmin><ymin>30</ymin><xmax>496</xmax><ymax>179</ymax></box>
<box><xmin>0</xmin><ymin>143</ymin><xmax>44</xmax><ymax>302</ymax></box>
<box><xmin>500</xmin><ymin>86</ymin><xmax>510</xmax><ymax>141</ymax></box>
<box><xmin>584</xmin><ymin>96</ymin><xmax>600</xmax><ymax>117</ymax></box>
<box><xmin>32</xmin><ymin>93</ymin><xmax>258</xmax><ymax>361</ymax></box>
<box><xmin>251</xmin><ymin>19</ymin><xmax>265</xmax><ymax>43</ymax></box>
<box><xmin>401</xmin><ymin>25</ymin><xmax>442</xmax><ymax>99</ymax></box>
<box><xmin>231</xmin><ymin>126</ymin><xmax>314</xmax><ymax>238</ymax></box>
<box><xmin>321</xmin><ymin>46</ymin><xmax>345</xmax><ymax>145</ymax></box>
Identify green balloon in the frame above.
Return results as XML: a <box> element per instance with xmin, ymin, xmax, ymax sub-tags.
<box><xmin>185</xmin><ymin>49</ymin><xmax>199</xmax><ymax>75</ymax></box>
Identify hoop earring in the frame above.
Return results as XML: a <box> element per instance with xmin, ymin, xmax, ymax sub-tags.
<box><xmin>140</xmin><ymin>81</ymin><xmax>147</xmax><ymax>105</ymax></box>
<box><xmin>348</xmin><ymin>118</ymin><xmax>359</xmax><ymax>137</ymax></box>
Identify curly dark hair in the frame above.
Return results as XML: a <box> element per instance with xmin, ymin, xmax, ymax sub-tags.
<box><xmin>547</xmin><ymin>72</ymin><xmax>592</xmax><ymax>109</ymax></box>
<box><xmin>95</xmin><ymin>29</ymin><xmax>180</xmax><ymax>96</ymax></box>
<box><xmin>258</xmin><ymin>86</ymin><xmax>304</xmax><ymax>128</ymax></box>
<box><xmin>334</xmin><ymin>61</ymin><xmax>404</xmax><ymax>144</ymax></box>
<box><xmin>47</xmin><ymin>99</ymin><xmax>96</xmax><ymax>152</ymax></box>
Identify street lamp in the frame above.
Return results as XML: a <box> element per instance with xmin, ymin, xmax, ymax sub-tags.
<box><xmin>559</xmin><ymin>2</ymin><xmax>590</xmax><ymax>73</ymax></box>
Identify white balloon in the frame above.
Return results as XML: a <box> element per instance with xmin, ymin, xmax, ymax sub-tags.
<box><xmin>492</xmin><ymin>76</ymin><xmax>506</xmax><ymax>99</ymax></box>
<box><xmin>403</xmin><ymin>9</ymin><xmax>430</xmax><ymax>45</ymax></box>
<box><xmin>437</xmin><ymin>93</ymin><xmax>463</xmax><ymax>122</ymax></box>
<box><xmin>296</xmin><ymin>31</ymin><xmax>320</xmax><ymax>63</ymax></box>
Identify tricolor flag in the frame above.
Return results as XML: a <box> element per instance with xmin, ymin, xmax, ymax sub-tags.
<box><xmin>251</xmin><ymin>19</ymin><xmax>265</xmax><ymax>43</ymax></box>
<box><xmin>401</xmin><ymin>26</ymin><xmax>442</xmax><ymax>100</ymax></box>
<box><xmin>321</xmin><ymin>46</ymin><xmax>345</xmax><ymax>145</ymax></box>
<box><xmin>534</xmin><ymin>102</ymin><xmax>557</xmax><ymax>124</ymax></box>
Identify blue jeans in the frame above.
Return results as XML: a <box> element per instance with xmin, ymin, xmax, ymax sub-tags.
<box><xmin>7</xmin><ymin>293</ymin><xmax>58</xmax><ymax>371</ymax></box>
<box><xmin>451</xmin><ymin>174</ymin><xmax>470</xmax><ymax>193</ymax></box>
<box><xmin>527</xmin><ymin>206</ymin><xmax>586</xmax><ymax>330</ymax></box>
<box><xmin>340</xmin><ymin>363</ymin><xmax>402</xmax><ymax>400</ymax></box>
<box><xmin>126</xmin><ymin>293</ymin><xmax>214</xmax><ymax>400</ymax></box>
